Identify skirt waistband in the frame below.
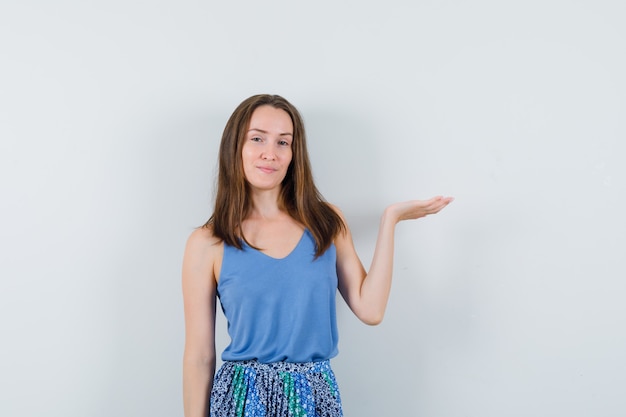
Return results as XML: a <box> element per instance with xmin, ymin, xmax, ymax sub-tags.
<box><xmin>221</xmin><ymin>359</ymin><xmax>332</xmax><ymax>374</ymax></box>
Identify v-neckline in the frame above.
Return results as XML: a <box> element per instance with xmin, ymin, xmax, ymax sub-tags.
<box><xmin>244</xmin><ymin>229</ymin><xmax>308</xmax><ymax>260</ymax></box>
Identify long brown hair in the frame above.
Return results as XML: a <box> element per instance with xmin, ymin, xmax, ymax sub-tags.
<box><xmin>205</xmin><ymin>94</ymin><xmax>345</xmax><ymax>257</ymax></box>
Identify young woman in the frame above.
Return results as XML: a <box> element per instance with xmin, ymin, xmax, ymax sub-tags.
<box><xmin>182</xmin><ymin>94</ymin><xmax>452</xmax><ymax>417</ymax></box>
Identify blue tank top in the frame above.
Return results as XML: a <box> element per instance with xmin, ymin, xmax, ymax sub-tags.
<box><xmin>217</xmin><ymin>229</ymin><xmax>339</xmax><ymax>363</ymax></box>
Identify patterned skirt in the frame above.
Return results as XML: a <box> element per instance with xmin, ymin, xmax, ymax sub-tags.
<box><xmin>210</xmin><ymin>360</ymin><xmax>343</xmax><ymax>417</ymax></box>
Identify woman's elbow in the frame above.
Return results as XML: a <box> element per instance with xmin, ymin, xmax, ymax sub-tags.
<box><xmin>183</xmin><ymin>348</ymin><xmax>216</xmax><ymax>368</ymax></box>
<box><xmin>357</xmin><ymin>311</ymin><xmax>385</xmax><ymax>326</ymax></box>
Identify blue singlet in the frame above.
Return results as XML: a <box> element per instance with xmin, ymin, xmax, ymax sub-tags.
<box><xmin>217</xmin><ymin>229</ymin><xmax>339</xmax><ymax>363</ymax></box>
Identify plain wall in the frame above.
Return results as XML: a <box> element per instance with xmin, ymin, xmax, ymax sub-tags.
<box><xmin>1</xmin><ymin>1</ymin><xmax>625</xmax><ymax>416</ymax></box>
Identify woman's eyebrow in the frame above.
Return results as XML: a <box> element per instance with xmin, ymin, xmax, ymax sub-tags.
<box><xmin>248</xmin><ymin>128</ymin><xmax>293</xmax><ymax>136</ymax></box>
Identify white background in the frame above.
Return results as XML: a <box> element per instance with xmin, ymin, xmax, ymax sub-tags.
<box><xmin>1</xmin><ymin>1</ymin><xmax>625</xmax><ymax>416</ymax></box>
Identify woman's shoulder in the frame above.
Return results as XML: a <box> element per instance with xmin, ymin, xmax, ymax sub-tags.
<box><xmin>186</xmin><ymin>224</ymin><xmax>223</xmax><ymax>251</ymax></box>
<box><xmin>183</xmin><ymin>225</ymin><xmax>224</xmax><ymax>280</ymax></box>
<box><xmin>326</xmin><ymin>202</ymin><xmax>343</xmax><ymax>216</ymax></box>
<box><xmin>325</xmin><ymin>202</ymin><xmax>349</xmax><ymax>229</ymax></box>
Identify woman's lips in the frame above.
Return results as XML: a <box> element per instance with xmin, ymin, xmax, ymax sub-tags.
<box><xmin>257</xmin><ymin>166</ymin><xmax>276</xmax><ymax>174</ymax></box>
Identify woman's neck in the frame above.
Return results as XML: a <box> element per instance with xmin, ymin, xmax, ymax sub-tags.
<box><xmin>248</xmin><ymin>188</ymin><xmax>284</xmax><ymax>220</ymax></box>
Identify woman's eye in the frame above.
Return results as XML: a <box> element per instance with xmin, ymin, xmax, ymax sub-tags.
<box><xmin>251</xmin><ymin>137</ymin><xmax>262</xmax><ymax>142</ymax></box>
<box><xmin>279</xmin><ymin>140</ymin><xmax>290</xmax><ymax>146</ymax></box>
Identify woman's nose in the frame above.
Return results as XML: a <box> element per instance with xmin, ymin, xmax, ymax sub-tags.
<box><xmin>261</xmin><ymin>149</ymin><xmax>276</xmax><ymax>160</ymax></box>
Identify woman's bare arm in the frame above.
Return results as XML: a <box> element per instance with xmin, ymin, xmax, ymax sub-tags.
<box><xmin>182</xmin><ymin>227</ymin><xmax>222</xmax><ymax>417</ymax></box>
<box><xmin>336</xmin><ymin>196</ymin><xmax>453</xmax><ymax>325</ymax></box>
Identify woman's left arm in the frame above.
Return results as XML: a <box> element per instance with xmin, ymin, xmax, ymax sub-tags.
<box><xmin>335</xmin><ymin>196</ymin><xmax>453</xmax><ymax>325</ymax></box>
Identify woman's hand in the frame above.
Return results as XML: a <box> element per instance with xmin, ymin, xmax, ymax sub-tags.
<box><xmin>385</xmin><ymin>196</ymin><xmax>454</xmax><ymax>224</ymax></box>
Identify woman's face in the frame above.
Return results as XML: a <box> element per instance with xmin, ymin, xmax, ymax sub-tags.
<box><xmin>241</xmin><ymin>105</ymin><xmax>294</xmax><ymax>192</ymax></box>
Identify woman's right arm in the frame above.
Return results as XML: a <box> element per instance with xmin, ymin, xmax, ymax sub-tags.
<box><xmin>182</xmin><ymin>227</ymin><xmax>222</xmax><ymax>417</ymax></box>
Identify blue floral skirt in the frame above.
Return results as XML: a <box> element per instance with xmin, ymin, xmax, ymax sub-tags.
<box><xmin>210</xmin><ymin>360</ymin><xmax>343</xmax><ymax>417</ymax></box>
